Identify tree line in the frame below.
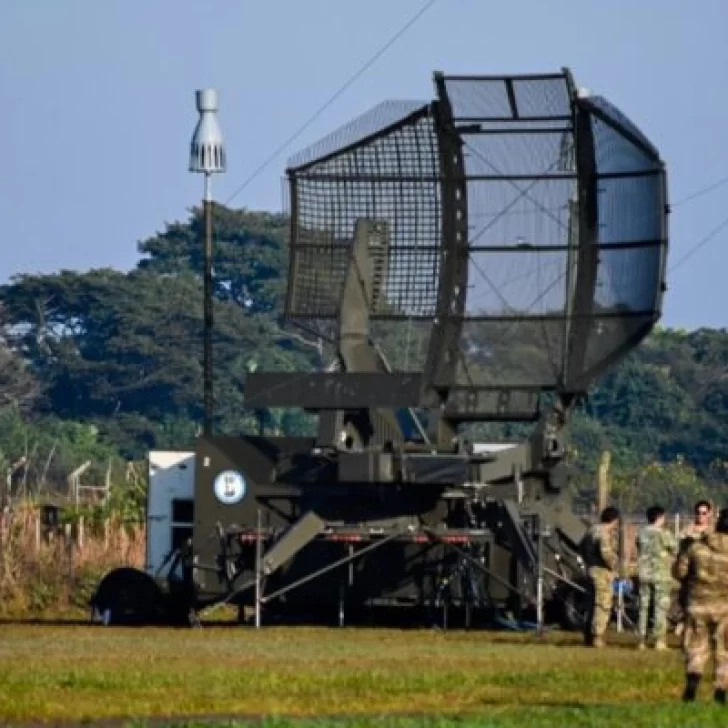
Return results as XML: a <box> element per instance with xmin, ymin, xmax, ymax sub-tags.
<box><xmin>0</xmin><ymin>204</ymin><xmax>725</xmax><ymax>513</ymax></box>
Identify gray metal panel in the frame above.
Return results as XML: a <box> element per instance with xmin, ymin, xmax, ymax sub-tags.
<box><xmin>262</xmin><ymin>512</ymin><xmax>326</xmax><ymax>576</ymax></box>
<box><xmin>243</xmin><ymin>372</ymin><xmax>424</xmax><ymax>409</ymax></box>
<box><xmin>501</xmin><ymin>498</ymin><xmax>538</xmax><ymax>569</ymax></box>
<box><xmin>286</xmin><ymin>100</ymin><xmax>428</xmax><ymax>171</ymax></box>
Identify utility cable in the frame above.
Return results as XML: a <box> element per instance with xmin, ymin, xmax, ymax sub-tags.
<box><xmin>657</xmin><ymin>176</ymin><xmax>728</xmax><ymax>278</ymax></box>
<box><xmin>223</xmin><ymin>0</ymin><xmax>440</xmax><ymax>207</ymax></box>
<box><xmin>671</xmin><ymin>174</ymin><xmax>728</xmax><ymax>208</ymax></box>
<box><xmin>667</xmin><ymin>210</ymin><xmax>728</xmax><ymax>275</ymax></box>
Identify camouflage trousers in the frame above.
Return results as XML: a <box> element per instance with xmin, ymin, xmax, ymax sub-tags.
<box><xmin>638</xmin><ymin>579</ymin><xmax>672</xmax><ymax>641</ymax></box>
<box><xmin>683</xmin><ymin>604</ymin><xmax>728</xmax><ymax>690</ymax></box>
<box><xmin>586</xmin><ymin>568</ymin><xmax>614</xmax><ymax>639</ymax></box>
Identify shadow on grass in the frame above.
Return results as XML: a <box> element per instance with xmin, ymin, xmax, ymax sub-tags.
<box><xmin>0</xmin><ymin>615</ymin><xmax>675</xmax><ymax>656</ymax></box>
<box><xmin>0</xmin><ymin>618</ymin><xmax>92</xmax><ymax>627</ymax></box>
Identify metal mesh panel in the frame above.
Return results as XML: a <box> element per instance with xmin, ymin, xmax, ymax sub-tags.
<box><xmin>454</xmin><ymin>319</ymin><xmax>566</xmax><ymax>389</ymax></box>
<box><xmin>442</xmin><ymin>75</ymin><xmax>571</xmax><ymax>119</ymax></box>
<box><xmin>587</xmin><ymin>96</ymin><xmax>660</xmax><ymax>161</ymax></box>
<box><xmin>583</xmin><ymin>314</ymin><xmax>657</xmax><ymax>378</ymax></box>
<box><xmin>286</xmin><ymin>100</ymin><xmax>426</xmax><ymax>170</ymax></box>
<box><xmin>467</xmin><ymin>179</ymin><xmax>575</xmax><ymax>251</ymax></box>
<box><xmin>466</xmin><ymin>249</ymin><xmax>567</xmax><ymax>315</ymax></box>
<box><xmin>579</xmin><ymin>95</ymin><xmax>666</xmax><ymax>379</ymax></box>
<box><xmin>511</xmin><ymin>77</ymin><xmax>572</xmax><ymax>118</ymax></box>
<box><xmin>285</xmin><ymin>102</ymin><xmax>440</xmax><ymax>371</ymax></box>
<box><xmin>441</xmin><ymin>74</ymin><xmax>577</xmax><ymax>387</ymax></box>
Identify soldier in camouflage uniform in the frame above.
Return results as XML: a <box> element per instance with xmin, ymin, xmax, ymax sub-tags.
<box><xmin>680</xmin><ymin>500</ymin><xmax>714</xmax><ymax>541</ymax></box>
<box><xmin>581</xmin><ymin>506</ymin><xmax>620</xmax><ymax>647</ymax></box>
<box><xmin>672</xmin><ymin>506</ymin><xmax>728</xmax><ymax>704</ymax></box>
<box><xmin>636</xmin><ymin>504</ymin><xmax>677</xmax><ymax>650</ymax></box>
<box><xmin>675</xmin><ymin>500</ymin><xmax>714</xmax><ymax>639</ymax></box>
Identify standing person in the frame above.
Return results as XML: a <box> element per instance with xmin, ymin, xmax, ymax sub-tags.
<box><xmin>582</xmin><ymin>506</ymin><xmax>620</xmax><ymax>647</ymax></box>
<box><xmin>675</xmin><ymin>500</ymin><xmax>715</xmax><ymax>638</ymax></box>
<box><xmin>681</xmin><ymin>500</ymin><xmax>714</xmax><ymax>541</ymax></box>
<box><xmin>636</xmin><ymin>505</ymin><xmax>678</xmax><ymax>650</ymax></box>
<box><xmin>672</xmin><ymin>507</ymin><xmax>728</xmax><ymax>704</ymax></box>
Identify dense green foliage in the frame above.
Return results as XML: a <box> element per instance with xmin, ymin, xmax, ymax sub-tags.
<box><xmin>0</xmin><ymin>204</ymin><xmax>725</xmax><ymax>511</ymax></box>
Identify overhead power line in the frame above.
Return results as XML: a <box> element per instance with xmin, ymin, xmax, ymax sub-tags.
<box><xmin>664</xmin><ymin>175</ymin><xmax>728</xmax><ymax>278</ymax></box>
<box><xmin>217</xmin><ymin>0</ymin><xmax>726</xmax><ymax>292</ymax></box>
<box><xmin>671</xmin><ymin>174</ymin><xmax>728</xmax><ymax>208</ymax></box>
<box><xmin>668</xmin><ymin>211</ymin><xmax>728</xmax><ymax>275</ymax></box>
<box><xmin>223</xmin><ymin>0</ymin><xmax>440</xmax><ymax>206</ymax></box>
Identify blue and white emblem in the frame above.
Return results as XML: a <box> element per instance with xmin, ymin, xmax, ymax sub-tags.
<box><xmin>213</xmin><ymin>470</ymin><xmax>246</xmax><ymax>505</ymax></box>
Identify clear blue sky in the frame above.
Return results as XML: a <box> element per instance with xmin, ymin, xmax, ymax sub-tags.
<box><xmin>1</xmin><ymin>0</ymin><xmax>726</xmax><ymax>330</ymax></box>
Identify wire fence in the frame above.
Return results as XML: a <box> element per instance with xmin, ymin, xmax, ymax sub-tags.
<box><xmin>0</xmin><ymin>503</ymin><xmax>145</xmax><ymax>615</ymax></box>
<box><xmin>0</xmin><ymin>500</ymin><xmax>712</xmax><ymax>616</ymax></box>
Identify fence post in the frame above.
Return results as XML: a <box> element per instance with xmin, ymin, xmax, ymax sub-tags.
<box><xmin>64</xmin><ymin>522</ymin><xmax>73</xmax><ymax>584</ymax></box>
<box><xmin>597</xmin><ymin>451</ymin><xmax>611</xmax><ymax>513</ymax></box>
<box><xmin>120</xmin><ymin>522</ymin><xmax>127</xmax><ymax>559</ymax></box>
<box><xmin>616</xmin><ymin>516</ymin><xmax>627</xmax><ymax>633</ymax></box>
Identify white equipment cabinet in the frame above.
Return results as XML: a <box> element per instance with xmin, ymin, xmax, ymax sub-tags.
<box><xmin>146</xmin><ymin>451</ymin><xmax>196</xmax><ymax>577</ymax></box>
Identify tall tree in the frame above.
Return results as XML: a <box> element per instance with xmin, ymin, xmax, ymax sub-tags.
<box><xmin>137</xmin><ymin>205</ymin><xmax>289</xmax><ymax>315</ymax></box>
<box><xmin>0</xmin><ymin>206</ymin><xmax>725</xmax><ymax>495</ymax></box>
<box><xmin>0</xmin><ymin>304</ymin><xmax>39</xmax><ymax>413</ymax></box>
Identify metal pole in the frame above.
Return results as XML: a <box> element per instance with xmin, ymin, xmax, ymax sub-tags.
<box><xmin>339</xmin><ymin>543</ymin><xmax>354</xmax><ymax>628</ymax></box>
<box><xmin>338</xmin><ymin>579</ymin><xmax>345</xmax><ymax>627</ymax></box>
<box><xmin>254</xmin><ymin>508</ymin><xmax>262</xmax><ymax>628</ymax></box>
<box><xmin>203</xmin><ymin>173</ymin><xmax>214</xmax><ymax>436</ymax></box>
<box><xmin>617</xmin><ymin>515</ymin><xmax>627</xmax><ymax>633</ymax></box>
<box><xmin>542</xmin><ymin>566</ymin><xmax>587</xmax><ymax>593</ymax></box>
<box><xmin>465</xmin><ymin>564</ymin><xmax>472</xmax><ymax>631</ymax></box>
<box><xmin>616</xmin><ymin>582</ymin><xmax>624</xmax><ymax>633</ymax></box>
<box><xmin>423</xmin><ymin>530</ymin><xmax>527</xmax><ymax>600</ymax></box>
<box><xmin>536</xmin><ymin>516</ymin><xmax>544</xmax><ymax>636</ymax></box>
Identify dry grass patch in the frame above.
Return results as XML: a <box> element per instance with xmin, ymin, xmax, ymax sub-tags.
<box><xmin>0</xmin><ymin>504</ymin><xmax>144</xmax><ymax>615</ymax></box>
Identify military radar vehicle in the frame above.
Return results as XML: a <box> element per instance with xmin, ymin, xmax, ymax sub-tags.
<box><xmin>90</xmin><ymin>69</ymin><xmax>668</xmax><ymax>629</ymax></box>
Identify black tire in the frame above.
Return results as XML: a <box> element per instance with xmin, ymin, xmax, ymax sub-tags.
<box><xmin>90</xmin><ymin>567</ymin><xmax>162</xmax><ymax>626</ymax></box>
<box><xmin>553</xmin><ymin>582</ymin><xmax>590</xmax><ymax>631</ymax></box>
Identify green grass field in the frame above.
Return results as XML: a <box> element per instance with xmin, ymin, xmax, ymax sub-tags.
<box><xmin>0</xmin><ymin>622</ymin><xmax>725</xmax><ymax>727</ymax></box>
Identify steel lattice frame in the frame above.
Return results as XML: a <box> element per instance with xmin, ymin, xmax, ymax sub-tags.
<box><xmin>282</xmin><ymin>69</ymin><xmax>667</xmax><ymax>419</ymax></box>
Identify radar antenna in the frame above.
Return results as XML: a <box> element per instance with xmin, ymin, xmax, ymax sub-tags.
<box><xmin>231</xmin><ymin>68</ymin><xmax>668</xmax><ymax>629</ymax></box>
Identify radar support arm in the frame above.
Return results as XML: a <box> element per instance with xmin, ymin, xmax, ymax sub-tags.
<box><xmin>563</xmin><ymin>76</ymin><xmax>599</xmax><ymax>395</ymax></box>
<box><xmin>323</xmin><ymin>218</ymin><xmax>405</xmax><ymax>450</ymax></box>
<box><xmin>421</xmin><ymin>75</ymin><xmax>470</xmax><ymax>446</ymax></box>
<box><xmin>332</xmin><ymin>403</ymin><xmax>566</xmax><ymax>487</ymax></box>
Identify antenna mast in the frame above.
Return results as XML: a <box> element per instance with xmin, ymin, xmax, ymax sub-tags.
<box><xmin>189</xmin><ymin>88</ymin><xmax>227</xmax><ymax>435</ymax></box>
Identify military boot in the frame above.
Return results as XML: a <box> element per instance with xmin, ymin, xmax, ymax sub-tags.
<box><xmin>714</xmin><ymin>688</ymin><xmax>726</xmax><ymax>705</ymax></box>
<box><xmin>682</xmin><ymin>673</ymin><xmax>701</xmax><ymax>702</ymax></box>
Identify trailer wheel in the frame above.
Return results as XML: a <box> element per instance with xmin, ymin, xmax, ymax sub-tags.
<box><xmin>90</xmin><ymin>567</ymin><xmax>161</xmax><ymax>626</ymax></box>
<box><xmin>553</xmin><ymin>583</ymin><xmax>590</xmax><ymax>631</ymax></box>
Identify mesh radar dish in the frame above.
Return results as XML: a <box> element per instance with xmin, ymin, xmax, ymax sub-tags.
<box><xmin>276</xmin><ymin>70</ymin><xmax>667</xmax><ymax>431</ymax></box>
